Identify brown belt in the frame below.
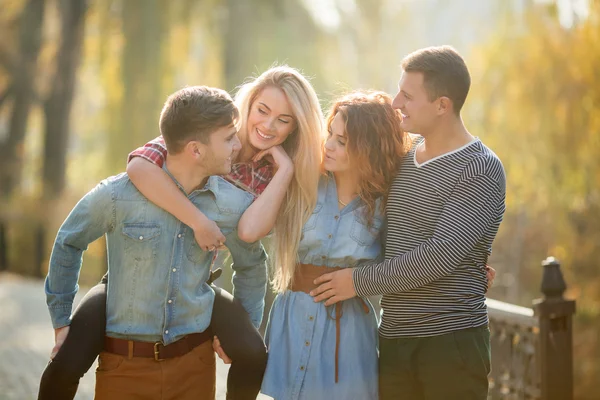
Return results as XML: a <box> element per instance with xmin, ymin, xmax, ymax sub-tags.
<box><xmin>290</xmin><ymin>263</ymin><xmax>369</xmax><ymax>383</ymax></box>
<box><xmin>103</xmin><ymin>329</ymin><xmax>212</xmax><ymax>361</ymax></box>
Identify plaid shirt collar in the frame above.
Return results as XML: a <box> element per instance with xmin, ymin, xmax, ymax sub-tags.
<box><xmin>225</xmin><ymin>159</ymin><xmax>274</xmax><ymax>197</ymax></box>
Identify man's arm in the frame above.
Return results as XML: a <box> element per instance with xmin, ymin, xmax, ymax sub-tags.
<box><xmin>352</xmin><ymin>168</ymin><xmax>505</xmax><ymax>297</ymax></box>
<box><xmin>45</xmin><ymin>179</ymin><xmax>115</xmax><ymax>329</ymax></box>
<box><xmin>224</xmin><ymin>231</ymin><xmax>268</xmax><ymax>328</ymax></box>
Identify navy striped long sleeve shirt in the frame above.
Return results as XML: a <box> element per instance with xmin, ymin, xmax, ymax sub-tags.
<box><xmin>353</xmin><ymin>136</ymin><xmax>506</xmax><ymax>338</ymax></box>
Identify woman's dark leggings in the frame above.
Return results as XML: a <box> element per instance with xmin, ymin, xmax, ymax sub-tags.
<box><xmin>38</xmin><ymin>279</ymin><xmax>267</xmax><ymax>400</ymax></box>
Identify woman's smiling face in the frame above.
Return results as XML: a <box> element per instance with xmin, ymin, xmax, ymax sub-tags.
<box><xmin>246</xmin><ymin>86</ymin><xmax>297</xmax><ymax>151</ymax></box>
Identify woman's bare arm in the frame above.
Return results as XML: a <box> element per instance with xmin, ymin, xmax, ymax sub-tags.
<box><xmin>238</xmin><ymin>146</ymin><xmax>294</xmax><ymax>243</ymax></box>
<box><xmin>127</xmin><ymin>157</ymin><xmax>225</xmax><ymax>250</ymax></box>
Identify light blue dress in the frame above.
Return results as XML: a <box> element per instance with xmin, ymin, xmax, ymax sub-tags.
<box><xmin>261</xmin><ymin>174</ymin><xmax>383</xmax><ymax>400</ymax></box>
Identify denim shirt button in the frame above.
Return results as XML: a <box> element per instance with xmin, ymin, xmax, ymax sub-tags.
<box><xmin>177</xmin><ymin>234</ymin><xmax>182</xmax><ymax>238</ymax></box>
<box><xmin>139</xmin><ymin>236</ymin><xmax>144</xmax><ymax>240</ymax></box>
<box><xmin>334</xmin><ymin>215</ymin><xmax>339</xmax><ymax>220</ymax></box>
<box><xmin>165</xmin><ymin>330</ymin><xmax>169</xmax><ymax>334</ymax></box>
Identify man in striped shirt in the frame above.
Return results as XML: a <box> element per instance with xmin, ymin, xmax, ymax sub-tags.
<box><xmin>312</xmin><ymin>46</ymin><xmax>506</xmax><ymax>399</ymax></box>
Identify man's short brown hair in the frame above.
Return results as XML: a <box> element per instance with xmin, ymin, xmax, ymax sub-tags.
<box><xmin>159</xmin><ymin>86</ymin><xmax>238</xmax><ymax>154</ymax></box>
<box><xmin>401</xmin><ymin>46</ymin><xmax>471</xmax><ymax>114</ymax></box>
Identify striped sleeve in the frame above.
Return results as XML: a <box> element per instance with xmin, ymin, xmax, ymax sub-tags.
<box><xmin>353</xmin><ymin>158</ymin><xmax>506</xmax><ymax>297</ymax></box>
<box><xmin>127</xmin><ymin>136</ymin><xmax>168</xmax><ymax>167</ymax></box>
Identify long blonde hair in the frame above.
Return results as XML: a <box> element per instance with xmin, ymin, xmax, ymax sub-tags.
<box><xmin>235</xmin><ymin>66</ymin><xmax>325</xmax><ymax>292</ymax></box>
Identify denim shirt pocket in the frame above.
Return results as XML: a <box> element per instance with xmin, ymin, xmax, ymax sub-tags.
<box><xmin>302</xmin><ymin>203</ymin><xmax>323</xmax><ymax>233</ymax></box>
<box><xmin>185</xmin><ymin>233</ymin><xmax>213</xmax><ymax>264</ymax></box>
<box><xmin>121</xmin><ymin>223</ymin><xmax>161</xmax><ymax>261</ymax></box>
<box><xmin>350</xmin><ymin>216</ymin><xmax>383</xmax><ymax>246</ymax></box>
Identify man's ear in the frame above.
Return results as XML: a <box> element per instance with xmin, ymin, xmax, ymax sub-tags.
<box><xmin>437</xmin><ymin>96</ymin><xmax>453</xmax><ymax>116</ymax></box>
<box><xmin>185</xmin><ymin>140</ymin><xmax>203</xmax><ymax>160</ymax></box>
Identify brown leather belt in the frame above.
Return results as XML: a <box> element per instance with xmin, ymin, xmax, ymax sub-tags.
<box><xmin>103</xmin><ymin>329</ymin><xmax>212</xmax><ymax>361</ymax></box>
<box><xmin>290</xmin><ymin>263</ymin><xmax>369</xmax><ymax>383</ymax></box>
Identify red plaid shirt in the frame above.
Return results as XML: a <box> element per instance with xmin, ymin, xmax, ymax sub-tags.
<box><xmin>127</xmin><ymin>136</ymin><xmax>274</xmax><ymax>197</ymax></box>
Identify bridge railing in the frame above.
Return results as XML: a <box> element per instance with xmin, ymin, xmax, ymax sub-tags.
<box><xmin>487</xmin><ymin>257</ymin><xmax>576</xmax><ymax>400</ymax></box>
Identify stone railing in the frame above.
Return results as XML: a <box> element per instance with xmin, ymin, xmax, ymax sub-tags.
<box><xmin>487</xmin><ymin>257</ymin><xmax>576</xmax><ymax>400</ymax></box>
<box><xmin>487</xmin><ymin>298</ymin><xmax>540</xmax><ymax>398</ymax></box>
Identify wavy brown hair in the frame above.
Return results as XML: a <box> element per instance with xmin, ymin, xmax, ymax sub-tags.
<box><xmin>325</xmin><ymin>91</ymin><xmax>410</xmax><ymax>226</ymax></box>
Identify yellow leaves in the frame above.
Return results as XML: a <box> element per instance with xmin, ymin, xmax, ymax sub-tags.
<box><xmin>469</xmin><ymin>0</ymin><xmax>600</xmax><ymax>327</ymax></box>
<box><xmin>471</xmin><ymin>6</ymin><xmax>600</xmax><ymax>208</ymax></box>
<box><xmin>549</xmin><ymin>244</ymin><xmax>568</xmax><ymax>263</ymax></box>
<box><xmin>472</xmin><ymin>9</ymin><xmax>600</xmax><ymax>393</ymax></box>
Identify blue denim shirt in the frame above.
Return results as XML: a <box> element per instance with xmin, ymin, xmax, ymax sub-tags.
<box><xmin>298</xmin><ymin>175</ymin><xmax>383</xmax><ymax>267</ymax></box>
<box><xmin>45</xmin><ymin>171</ymin><xmax>267</xmax><ymax>345</ymax></box>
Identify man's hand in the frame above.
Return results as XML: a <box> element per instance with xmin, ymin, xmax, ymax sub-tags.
<box><xmin>192</xmin><ymin>216</ymin><xmax>226</xmax><ymax>252</ymax></box>
<box><xmin>486</xmin><ymin>266</ymin><xmax>496</xmax><ymax>292</ymax></box>
<box><xmin>212</xmin><ymin>336</ymin><xmax>232</xmax><ymax>364</ymax></box>
<box><xmin>310</xmin><ymin>268</ymin><xmax>357</xmax><ymax>306</ymax></box>
<box><xmin>50</xmin><ymin>325</ymin><xmax>70</xmax><ymax>359</ymax></box>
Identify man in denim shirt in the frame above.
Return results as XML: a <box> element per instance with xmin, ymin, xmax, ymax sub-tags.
<box><xmin>45</xmin><ymin>86</ymin><xmax>268</xmax><ymax>400</ymax></box>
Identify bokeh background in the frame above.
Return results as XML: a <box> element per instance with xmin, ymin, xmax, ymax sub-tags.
<box><xmin>0</xmin><ymin>0</ymin><xmax>598</xmax><ymax>398</ymax></box>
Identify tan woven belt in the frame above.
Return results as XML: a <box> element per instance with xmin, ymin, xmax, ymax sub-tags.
<box><xmin>289</xmin><ymin>263</ymin><xmax>369</xmax><ymax>383</ymax></box>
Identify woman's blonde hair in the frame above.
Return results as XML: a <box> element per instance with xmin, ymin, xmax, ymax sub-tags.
<box><xmin>235</xmin><ymin>66</ymin><xmax>325</xmax><ymax>292</ymax></box>
<box><xmin>325</xmin><ymin>91</ymin><xmax>410</xmax><ymax>226</ymax></box>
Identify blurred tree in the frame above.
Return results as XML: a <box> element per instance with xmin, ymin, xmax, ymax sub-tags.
<box><xmin>223</xmin><ymin>0</ymin><xmax>323</xmax><ymax>92</ymax></box>
<box><xmin>0</xmin><ymin>0</ymin><xmax>44</xmax><ymax>273</ymax></box>
<box><xmin>0</xmin><ymin>0</ymin><xmax>44</xmax><ymax>197</ymax></box>
<box><xmin>42</xmin><ymin>0</ymin><xmax>88</xmax><ymax>197</ymax></box>
<box><xmin>106</xmin><ymin>0</ymin><xmax>166</xmax><ymax>172</ymax></box>
<box><xmin>339</xmin><ymin>0</ymin><xmax>386</xmax><ymax>87</ymax></box>
<box><xmin>468</xmin><ymin>1</ymin><xmax>600</xmax><ymax>397</ymax></box>
<box><xmin>0</xmin><ymin>0</ymin><xmax>89</xmax><ymax>277</ymax></box>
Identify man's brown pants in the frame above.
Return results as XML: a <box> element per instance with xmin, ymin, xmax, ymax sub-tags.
<box><xmin>94</xmin><ymin>340</ymin><xmax>216</xmax><ymax>400</ymax></box>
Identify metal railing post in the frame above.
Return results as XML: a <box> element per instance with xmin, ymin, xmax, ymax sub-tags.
<box><xmin>533</xmin><ymin>257</ymin><xmax>576</xmax><ymax>400</ymax></box>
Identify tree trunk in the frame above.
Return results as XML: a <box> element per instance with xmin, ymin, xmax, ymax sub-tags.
<box><xmin>106</xmin><ymin>0</ymin><xmax>164</xmax><ymax>173</ymax></box>
<box><xmin>42</xmin><ymin>0</ymin><xmax>88</xmax><ymax>197</ymax></box>
<box><xmin>0</xmin><ymin>0</ymin><xmax>44</xmax><ymax>197</ymax></box>
<box><xmin>223</xmin><ymin>0</ymin><xmax>256</xmax><ymax>93</ymax></box>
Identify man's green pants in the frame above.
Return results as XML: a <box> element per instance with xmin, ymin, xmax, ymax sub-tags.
<box><xmin>379</xmin><ymin>325</ymin><xmax>491</xmax><ymax>400</ymax></box>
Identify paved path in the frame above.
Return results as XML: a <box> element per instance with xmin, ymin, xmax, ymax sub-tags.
<box><xmin>0</xmin><ymin>273</ymin><xmax>271</xmax><ymax>400</ymax></box>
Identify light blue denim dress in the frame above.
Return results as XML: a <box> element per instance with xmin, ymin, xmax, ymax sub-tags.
<box><xmin>261</xmin><ymin>174</ymin><xmax>383</xmax><ymax>400</ymax></box>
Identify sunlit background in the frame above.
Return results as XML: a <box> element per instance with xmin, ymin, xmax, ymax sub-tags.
<box><xmin>0</xmin><ymin>0</ymin><xmax>598</xmax><ymax>398</ymax></box>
